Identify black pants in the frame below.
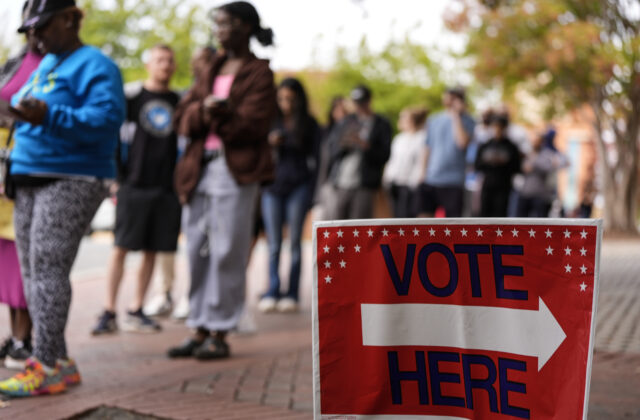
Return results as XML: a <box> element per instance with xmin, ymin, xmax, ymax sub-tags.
<box><xmin>516</xmin><ymin>196</ymin><xmax>552</xmax><ymax>217</ymax></box>
<box><xmin>480</xmin><ymin>186</ymin><xmax>511</xmax><ymax>217</ymax></box>
<box><xmin>389</xmin><ymin>184</ymin><xmax>418</xmax><ymax>218</ymax></box>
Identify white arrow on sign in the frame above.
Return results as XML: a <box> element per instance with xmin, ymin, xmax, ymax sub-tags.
<box><xmin>361</xmin><ymin>298</ymin><xmax>566</xmax><ymax>371</ymax></box>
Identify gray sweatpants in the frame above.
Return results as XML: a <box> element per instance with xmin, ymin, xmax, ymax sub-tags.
<box><xmin>184</xmin><ymin>157</ymin><xmax>258</xmax><ymax>332</ymax></box>
<box><xmin>13</xmin><ymin>179</ymin><xmax>106</xmax><ymax>367</ymax></box>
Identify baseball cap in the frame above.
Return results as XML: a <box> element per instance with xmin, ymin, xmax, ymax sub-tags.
<box><xmin>18</xmin><ymin>0</ymin><xmax>76</xmax><ymax>33</ymax></box>
<box><xmin>350</xmin><ymin>85</ymin><xmax>372</xmax><ymax>104</ymax></box>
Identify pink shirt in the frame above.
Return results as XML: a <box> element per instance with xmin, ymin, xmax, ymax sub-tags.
<box><xmin>0</xmin><ymin>51</ymin><xmax>43</xmax><ymax>102</ymax></box>
<box><xmin>205</xmin><ymin>74</ymin><xmax>235</xmax><ymax>151</ymax></box>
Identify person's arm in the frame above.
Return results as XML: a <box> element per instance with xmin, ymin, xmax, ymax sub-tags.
<box><xmin>474</xmin><ymin>143</ymin><xmax>489</xmax><ymax>172</ymax></box>
<box><xmin>211</xmin><ymin>65</ymin><xmax>276</xmax><ymax>147</ymax></box>
<box><xmin>450</xmin><ymin>98</ymin><xmax>473</xmax><ymax>149</ymax></box>
<box><xmin>19</xmin><ymin>62</ymin><xmax>126</xmax><ymax>143</ymax></box>
<box><xmin>362</xmin><ymin>117</ymin><xmax>392</xmax><ymax>166</ymax></box>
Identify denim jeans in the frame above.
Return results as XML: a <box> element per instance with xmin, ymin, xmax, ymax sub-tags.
<box><xmin>261</xmin><ymin>183</ymin><xmax>311</xmax><ymax>301</ymax></box>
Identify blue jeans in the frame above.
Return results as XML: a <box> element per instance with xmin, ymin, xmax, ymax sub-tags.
<box><xmin>261</xmin><ymin>183</ymin><xmax>311</xmax><ymax>301</ymax></box>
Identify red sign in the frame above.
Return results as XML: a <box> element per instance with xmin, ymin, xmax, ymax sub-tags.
<box><xmin>312</xmin><ymin>219</ymin><xmax>601</xmax><ymax>420</ymax></box>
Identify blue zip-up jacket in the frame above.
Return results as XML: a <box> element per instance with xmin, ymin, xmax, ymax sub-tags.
<box><xmin>10</xmin><ymin>45</ymin><xmax>126</xmax><ymax>178</ymax></box>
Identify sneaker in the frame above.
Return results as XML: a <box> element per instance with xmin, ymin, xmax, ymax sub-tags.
<box><xmin>57</xmin><ymin>358</ymin><xmax>81</xmax><ymax>386</ymax></box>
<box><xmin>4</xmin><ymin>340</ymin><xmax>32</xmax><ymax>370</ymax></box>
<box><xmin>257</xmin><ymin>297</ymin><xmax>277</xmax><ymax>313</ymax></box>
<box><xmin>193</xmin><ymin>336</ymin><xmax>230</xmax><ymax>360</ymax></box>
<box><xmin>122</xmin><ymin>308</ymin><xmax>162</xmax><ymax>333</ymax></box>
<box><xmin>167</xmin><ymin>337</ymin><xmax>204</xmax><ymax>358</ymax></box>
<box><xmin>0</xmin><ymin>337</ymin><xmax>12</xmax><ymax>359</ymax></box>
<box><xmin>276</xmin><ymin>297</ymin><xmax>299</xmax><ymax>313</ymax></box>
<box><xmin>91</xmin><ymin>310</ymin><xmax>118</xmax><ymax>336</ymax></box>
<box><xmin>0</xmin><ymin>357</ymin><xmax>66</xmax><ymax>397</ymax></box>
<box><xmin>144</xmin><ymin>294</ymin><xmax>173</xmax><ymax>317</ymax></box>
<box><xmin>171</xmin><ymin>295</ymin><xmax>190</xmax><ymax>321</ymax></box>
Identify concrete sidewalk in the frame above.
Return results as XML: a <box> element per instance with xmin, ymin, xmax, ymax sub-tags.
<box><xmin>0</xmin><ymin>237</ymin><xmax>637</xmax><ymax>419</ymax></box>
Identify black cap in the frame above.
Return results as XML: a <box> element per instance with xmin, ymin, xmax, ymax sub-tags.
<box><xmin>18</xmin><ymin>0</ymin><xmax>76</xmax><ymax>33</ymax></box>
<box><xmin>350</xmin><ymin>85</ymin><xmax>372</xmax><ymax>104</ymax></box>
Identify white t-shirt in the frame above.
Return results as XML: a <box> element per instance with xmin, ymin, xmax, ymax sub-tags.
<box><xmin>383</xmin><ymin>130</ymin><xmax>426</xmax><ymax>188</ymax></box>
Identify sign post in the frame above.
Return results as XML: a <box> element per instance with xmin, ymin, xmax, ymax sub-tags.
<box><xmin>312</xmin><ymin>219</ymin><xmax>601</xmax><ymax>419</ymax></box>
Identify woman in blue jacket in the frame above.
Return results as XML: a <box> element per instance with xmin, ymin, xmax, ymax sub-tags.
<box><xmin>0</xmin><ymin>0</ymin><xmax>125</xmax><ymax>397</ymax></box>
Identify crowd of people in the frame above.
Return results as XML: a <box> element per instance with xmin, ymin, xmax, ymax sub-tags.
<box><xmin>0</xmin><ymin>0</ymin><xmax>581</xmax><ymax>399</ymax></box>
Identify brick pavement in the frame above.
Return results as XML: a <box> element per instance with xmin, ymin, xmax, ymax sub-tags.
<box><xmin>0</xmin><ymin>237</ymin><xmax>637</xmax><ymax>419</ymax></box>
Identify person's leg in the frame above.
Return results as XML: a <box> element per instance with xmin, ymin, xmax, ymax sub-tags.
<box><xmin>13</xmin><ymin>308</ymin><xmax>31</xmax><ymax>343</ymax></box>
<box><xmin>350</xmin><ymin>188</ymin><xmax>374</xmax><ymax>219</ymax></box>
<box><xmin>495</xmin><ymin>188</ymin><xmax>511</xmax><ymax>217</ymax></box>
<box><xmin>105</xmin><ymin>247</ymin><xmax>127</xmax><ymax>312</ymax></box>
<box><xmin>283</xmin><ymin>183</ymin><xmax>311</xmax><ymax>302</ymax></box>
<box><xmin>30</xmin><ymin>180</ymin><xmax>105</xmax><ymax>366</ymax></box>
<box><xmin>159</xmin><ymin>253</ymin><xmax>175</xmax><ymax>297</ymax></box>
<box><xmin>440</xmin><ymin>187</ymin><xmax>464</xmax><ymax>218</ymax></box>
<box><xmin>131</xmin><ymin>251</ymin><xmax>157</xmax><ymax>311</ymax></box>
<box><xmin>480</xmin><ymin>187</ymin><xmax>492</xmax><ymax>217</ymax></box>
<box><xmin>417</xmin><ymin>183</ymin><xmax>437</xmax><ymax>218</ymax></box>
<box><xmin>260</xmin><ymin>191</ymin><xmax>284</xmax><ymax>300</ymax></box>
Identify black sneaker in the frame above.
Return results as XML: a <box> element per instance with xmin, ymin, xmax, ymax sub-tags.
<box><xmin>91</xmin><ymin>310</ymin><xmax>118</xmax><ymax>336</ymax></box>
<box><xmin>4</xmin><ymin>340</ymin><xmax>32</xmax><ymax>370</ymax></box>
<box><xmin>122</xmin><ymin>308</ymin><xmax>161</xmax><ymax>333</ymax></box>
<box><xmin>0</xmin><ymin>337</ymin><xmax>12</xmax><ymax>359</ymax></box>
<box><xmin>167</xmin><ymin>337</ymin><xmax>205</xmax><ymax>358</ymax></box>
<box><xmin>194</xmin><ymin>336</ymin><xmax>230</xmax><ymax>360</ymax></box>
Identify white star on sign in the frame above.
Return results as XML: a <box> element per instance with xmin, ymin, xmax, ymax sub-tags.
<box><xmin>565</xmin><ymin>264</ymin><xmax>572</xmax><ymax>273</ymax></box>
<box><xmin>324</xmin><ymin>261</ymin><xmax>331</xmax><ymax>268</ymax></box>
<box><xmin>476</xmin><ymin>228</ymin><xmax>484</xmax><ymax>237</ymax></box>
<box><xmin>429</xmin><ymin>228</ymin><xmax>436</xmax><ymax>236</ymax></box>
<box><xmin>511</xmin><ymin>228</ymin><xmax>519</xmax><ymax>237</ymax></box>
<box><xmin>580</xmin><ymin>230</ymin><xmax>587</xmax><ymax>239</ymax></box>
<box><xmin>580</xmin><ymin>247</ymin><xmax>587</xmax><ymax>256</ymax></box>
<box><xmin>339</xmin><ymin>260</ymin><xmax>346</xmax><ymax>268</ymax></box>
<box><xmin>353</xmin><ymin>229</ymin><xmax>360</xmax><ymax>237</ymax></box>
<box><xmin>354</xmin><ymin>244</ymin><xmax>361</xmax><ymax>253</ymax></box>
<box><xmin>367</xmin><ymin>229</ymin><xmax>374</xmax><ymax>237</ymax></box>
<box><xmin>580</xmin><ymin>282</ymin><xmax>587</xmax><ymax>292</ymax></box>
<box><xmin>444</xmin><ymin>228</ymin><xmax>451</xmax><ymax>236</ymax></box>
<box><xmin>460</xmin><ymin>228</ymin><xmax>468</xmax><ymax>237</ymax></box>
<box><xmin>323</xmin><ymin>245</ymin><xmax>330</xmax><ymax>253</ymax></box>
<box><xmin>545</xmin><ymin>229</ymin><xmax>552</xmax><ymax>238</ymax></box>
<box><xmin>413</xmin><ymin>228</ymin><xmax>420</xmax><ymax>236</ymax></box>
<box><xmin>580</xmin><ymin>265</ymin><xmax>587</xmax><ymax>274</ymax></box>
<box><xmin>337</xmin><ymin>230</ymin><xmax>344</xmax><ymax>238</ymax></box>
<box><xmin>325</xmin><ymin>275</ymin><xmax>332</xmax><ymax>284</ymax></box>
<box><xmin>564</xmin><ymin>247</ymin><xmax>572</xmax><ymax>256</ymax></box>
<box><xmin>528</xmin><ymin>229</ymin><xmax>536</xmax><ymax>238</ymax></box>
<box><xmin>338</xmin><ymin>245</ymin><xmax>345</xmax><ymax>253</ymax></box>
<box><xmin>564</xmin><ymin>229</ymin><xmax>571</xmax><ymax>238</ymax></box>
<box><xmin>323</xmin><ymin>231</ymin><xmax>330</xmax><ymax>239</ymax></box>
<box><xmin>546</xmin><ymin>246</ymin><xmax>554</xmax><ymax>255</ymax></box>
<box><xmin>496</xmin><ymin>228</ymin><xmax>503</xmax><ymax>237</ymax></box>
<box><xmin>382</xmin><ymin>229</ymin><xmax>389</xmax><ymax>237</ymax></box>
<box><xmin>398</xmin><ymin>228</ymin><xmax>405</xmax><ymax>236</ymax></box>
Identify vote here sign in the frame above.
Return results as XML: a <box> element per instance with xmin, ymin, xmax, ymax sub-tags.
<box><xmin>312</xmin><ymin>219</ymin><xmax>601</xmax><ymax>420</ymax></box>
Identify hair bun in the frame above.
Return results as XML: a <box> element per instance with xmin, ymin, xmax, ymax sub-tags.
<box><xmin>255</xmin><ymin>27</ymin><xmax>274</xmax><ymax>47</ymax></box>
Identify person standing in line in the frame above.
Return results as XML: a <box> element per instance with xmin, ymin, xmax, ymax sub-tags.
<box><xmin>382</xmin><ymin>106</ymin><xmax>428</xmax><ymax>218</ymax></box>
<box><xmin>418</xmin><ymin>87</ymin><xmax>475</xmax><ymax>218</ymax></box>
<box><xmin>0</xmin><ymin>0</ymin><xmax>125</xmax><ymax>397</ymax></box>
<box><xmin>258</xmin><ymin>78</ymin><xmax>320</xmax><ymax>314</ymax></box>
<box><xmin>168</xmin><ymin>1</ymin><xmax>276</xmax><ymax>360</ymax></box>
<box><xmin>91</xmin><ymin>44</ymin><xmax>181</xmax><ymax>335</ymax></box>
<box><xmin>312</xmin><ymin>96</ymin><xmax>347</xmax><ymax>221</ymax></box>
<box><xmin>474</xmin><ymin>113</ymin><xmax>521</xmax><ymax>217</ymax></box>
<box><xmin>0</xmin><ymin>1</ymin><xmax>44</xmax><ymax>370</ymax></box>
<box><xmin>325</xmin><ymin>85</ymin><xmax>391</xmax><ymax>220</ymax></box>
<box><xmin>144</xmin><ymin>46</ymin><xmax>218</xmax><ymax>321</ymax></box>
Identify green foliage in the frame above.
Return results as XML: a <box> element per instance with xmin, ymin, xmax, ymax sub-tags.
<box><xmin>78</xmin><ymin>0</ymin><xmax>210</xmax><ymax>89</ymax></box>
<box><xmin>296</xmin><ymin>37</ymin><xmax>447</xmax><ymax>130</ymax></box>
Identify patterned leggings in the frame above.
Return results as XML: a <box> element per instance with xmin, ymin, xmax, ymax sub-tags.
<box><xmin>13</xmin><ymin>179</ymin><xmax>106</xmax><ymax>367</ymax></box>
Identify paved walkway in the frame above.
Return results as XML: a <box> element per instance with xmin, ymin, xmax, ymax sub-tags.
<box><xmin>0</xmin><ymin>237</ymin><xmax>637</xmax><ymax>419</ymax></box>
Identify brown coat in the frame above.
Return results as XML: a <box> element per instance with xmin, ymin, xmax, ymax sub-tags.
<box><xmin>174</xmin><ymin>53</ymin><xmax>276</xmax><ymax>203</ymax></box>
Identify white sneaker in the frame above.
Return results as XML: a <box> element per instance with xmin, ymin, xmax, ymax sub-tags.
<box><xmin>257</xmin><ymin>297</ymin><xmax>277</xmax><ymax>313</ymax></box>
<box><xmin>276</xmin><ymin>298</ymin><xmax>299</xmax><ymax>313</ymax></box>
<box><xmin>143</xmin><ymin>294</ymin><xmax>173</xmax><ymax>317</ymax></box>
<box><xmin>236</xmin><ymin>308</ymin><xmax>257</xmax><ymax>335</ymax></box>
<box><xmin>171</xmin><ymin>295</ymin><xmax>190</xmax><ymax>320</ymax></box>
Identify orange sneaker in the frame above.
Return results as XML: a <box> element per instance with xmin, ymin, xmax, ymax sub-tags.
<box><xmin>0</xmin><ymin>357</ymin><xmax>66</xmax><ymax>397</ymax></box>
<box><xmin>57</xmin><ymin>358</ymin><xmax>82</xmax><ymax>386</ymax></box>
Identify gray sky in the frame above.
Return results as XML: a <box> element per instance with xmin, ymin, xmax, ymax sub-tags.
<box><xmin>1</xmin><ymin>0</ymin><xmax>463</xmax><ymax>71</ymax></box>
